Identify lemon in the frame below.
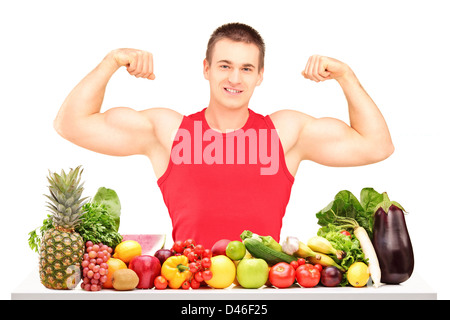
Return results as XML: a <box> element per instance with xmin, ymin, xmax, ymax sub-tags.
<box><xmin>347</xmin><ymin>262</ymin><xmax>370</xmax><ymax>287</ymax></box>
<box><xmin>205</xmin><ymin>255</ymin><xmax>236</xmax><ymax>289</ymax></box>
<box><xmin>113</xmin><ymin>240</ymin><xmax>142</xmax><ymax>264</ymax></box>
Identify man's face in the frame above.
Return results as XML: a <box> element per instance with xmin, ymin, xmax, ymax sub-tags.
<box><xmin>203</xmin><ymin>39</ymin><xmax>263</xmax><ymax>110</ymax></box>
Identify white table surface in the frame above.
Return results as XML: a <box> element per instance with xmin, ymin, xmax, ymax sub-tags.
<box><xmin>12</xmin><ymin>270</ymin><xmax>436</xmax><ymax>300</ymax></box>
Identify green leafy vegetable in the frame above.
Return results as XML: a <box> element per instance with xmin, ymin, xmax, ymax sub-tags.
<box><xmin>316</xmin><ymin>188</ymin><xmax>383</xmax><ymax>239</ymax></box>
<box><xmin>360</xmin><ymin>188</ymin><xmax>384</xmax><ymax>216</ymax></box>
<box><xmin>28</xmin><ymin>214</ymin><xmax>53</xmax><ymax>253</ymax></box>
<box><xmin>92</xmin><ymin>187</ymin><xmax>121</xmax><ymax>231</ymax></box>
<box><xmin>317</xmin><ymin>225</ymin><xmax>367</xmax><ymax>267</ymax></box>
<box><xmin>317</xmin><ymin>224</ymin><xmax>368</xmax><ymax>286</ymax></box>
<box><xmin>77</xmin><ymin>202</ymin><xmax>122</xmax><ymax>248</ymax></box>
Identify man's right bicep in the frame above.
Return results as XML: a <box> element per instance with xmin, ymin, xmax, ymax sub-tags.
<box><xmin>57</xmin><ymin>107</ymin><xmax>154</xmax><ymax>157</ymax></box>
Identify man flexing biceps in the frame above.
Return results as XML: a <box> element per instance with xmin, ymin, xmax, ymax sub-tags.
<box><xmin>271</xmin><ymin>55</ymin><xmax>394</xmax><ymax>176</ymax></box>
<box><xmin>55</xmin><ymin>48</ymin><xmax>183</xmax><ymax>179</ymax></box>
<box><xmin>54</xmin><ymin>23</ymin><xmax>393</xmax><ymax>246</ymax></box>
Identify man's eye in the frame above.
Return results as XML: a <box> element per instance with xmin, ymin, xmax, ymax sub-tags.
<box><xmin>220</xmin><ymin>65</ymin><xmax>230</xmax><ymax>69</ymax></box>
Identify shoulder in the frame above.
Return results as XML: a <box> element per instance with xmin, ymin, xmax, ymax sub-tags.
<box><xmin>140</xmin><ymin>107</ymin><xmax>183</xmax><ymax>121</ymax></box>
<box><xmin>268</xmin><ymin>109</ymin><xmax>315</xmax><ymax>154</ymax></box>
<box><xmin>269</xmin><ymin>109</ymin><xmax>314</xmax><ymax>136</ymax></box>
<box><xmin>140</xmin><ymin>108</ymin><xmax>184</xmax><ymax>130</ymax></box>
<box><xmin>269</xmin><ymin>109</ymin><xmax>313</xmax><ymax>127</ymax></box>
<box><xmin>139</xmin><ymin>108</ymin><xmax>184</xmax><ymax>152</ymax></box>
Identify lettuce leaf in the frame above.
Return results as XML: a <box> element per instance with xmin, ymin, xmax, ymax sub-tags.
<box><xmin>317</xmin><ymin>224</ymin><xmax>368</xmax><ymax>286</ymax></box>
<box><xmin>316</xmin><ymin>188</ymin><xmax>383</xmax><ymax>239</ymax></box>
<box><xmin>360</xmin><ymin>188</ymin><xmax>384</xmax><ymax>217</ymax></box>
<box><xmin>92</xmin><ymin>187</ymin><xmax>121</xmax><ymax>231</ymax></box>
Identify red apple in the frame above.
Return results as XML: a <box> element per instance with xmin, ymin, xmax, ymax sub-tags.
<box><xmin>211</xmin><ymin>239</ymin><xmax>231</xmax><ymax>256</ymax></box>
<box><xmin>129</xmin><ymin>255</ymin><xmax>161</xmax><ymax>289</ymax></box>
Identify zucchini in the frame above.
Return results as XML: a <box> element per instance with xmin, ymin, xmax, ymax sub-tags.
<box><xmin>244</xmin><ymin>238</ymin><xmax>297</xmax><ymax>265</ymax></box>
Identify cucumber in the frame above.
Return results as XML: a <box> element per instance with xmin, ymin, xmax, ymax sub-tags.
<box><xmin>243</xmin><ymin>238</ymin><xmax>297</xmax><ymax>265</ymax></box>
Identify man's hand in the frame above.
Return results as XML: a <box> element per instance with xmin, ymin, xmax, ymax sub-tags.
<box><xmin>301</xmin><ymin>55</ymin><xmax>351</xmax><ymax>82</ymax></box>
<box><xmin>109</xmin><ymin>48</ymin><xmax>155</xmax><ymax>80</ymax></box>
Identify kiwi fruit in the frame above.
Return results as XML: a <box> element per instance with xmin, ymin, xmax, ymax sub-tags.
<box><xmin>112</xmin><ymin>269</ymin><xmax>139</xmax><ymax>290</ymax></box>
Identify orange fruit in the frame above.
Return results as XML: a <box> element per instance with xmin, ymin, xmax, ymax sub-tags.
<box><xmin>103</xmin><ymin>258</ymin><xmax>127</xmax><ymax>289</ymax></box>
<box><xmin>113</xmin><ymin>240</ymin><xmax>142</xmax><ymax>263</ymax></box>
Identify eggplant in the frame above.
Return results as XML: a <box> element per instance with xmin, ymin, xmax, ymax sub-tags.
<box><xmin>372</xmin><ymin>192</ymin><xmax>414</xmax><ymax>284</ymax></box>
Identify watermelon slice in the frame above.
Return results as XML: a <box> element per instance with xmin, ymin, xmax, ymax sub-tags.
<box><xmin>120</xmin><ymin>234</ymin><xmax>166</xmax><ymax>256</ymax></box>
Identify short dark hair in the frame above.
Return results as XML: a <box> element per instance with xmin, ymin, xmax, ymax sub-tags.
<box><xmin>206</xmin><ymin>22</ymin><xmax>265</xmax><ymax>71</ymax></box>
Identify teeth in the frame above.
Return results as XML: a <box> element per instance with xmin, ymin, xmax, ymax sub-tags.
<box><xmin>225</xmin><ymin>88</ymin><xmax>241</xmax><ymax>93</ymax></box>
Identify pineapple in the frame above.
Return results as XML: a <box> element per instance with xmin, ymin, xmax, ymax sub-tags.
<box><xmin>39</xmin><ymin>166</ymin><xmax>88</xmax><ymax>289</ymax></box>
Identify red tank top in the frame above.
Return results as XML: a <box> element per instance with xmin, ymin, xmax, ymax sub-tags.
<box><xmin>157</xmin><ymin>108</ymin><xmax>294</xmax><ymax>249</ymax></box>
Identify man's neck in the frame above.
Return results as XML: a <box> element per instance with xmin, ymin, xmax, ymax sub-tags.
<box><xmin>204</xmin><ymin>105</ymin><xmax>249</xmax><ymax>133</ymax></box>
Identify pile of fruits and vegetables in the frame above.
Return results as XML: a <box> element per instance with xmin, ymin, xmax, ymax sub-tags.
<box><xmin>28</xmin><ymin>166</ymin><xmax>415</xmax><ymax>291</ymax></box>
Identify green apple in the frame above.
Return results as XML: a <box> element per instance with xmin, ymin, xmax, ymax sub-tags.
<box><xmin>236</xmin><ymin>258</ymin><xmax>269</xmax><ymax>288</ymax></box>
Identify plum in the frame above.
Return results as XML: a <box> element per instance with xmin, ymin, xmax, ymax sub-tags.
<box><xmin>320</xmin><ymin>266</ymin><xmax>342</xmax><ymax>287</ymax></box>
<box><xmin>154</xmin><ymin>249</ymin><xmax>173</xmax><ymax>265</ymax></box>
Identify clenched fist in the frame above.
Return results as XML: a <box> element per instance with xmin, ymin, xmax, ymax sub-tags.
<box><xmin>301</xmin><ymin>55</ymin><xmax>351</xmax><ymax>83</ymax></box>
<box><xmin>109</xmin><ymin>48</ymin><xmax>155</xmax><ymax>80</ymax></box>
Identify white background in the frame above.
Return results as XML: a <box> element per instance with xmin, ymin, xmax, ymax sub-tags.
<box><xmin>1</xmin><ymin>0</ymin><xmax>449</xmax><ymax>299</ymax></box>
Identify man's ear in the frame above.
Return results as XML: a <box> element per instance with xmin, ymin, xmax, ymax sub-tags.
<box><xmin>203</xmin><ymin>59</ymin><xmax>210</xmax><ymax>80</ymax></box>
<box><xmin>256</xmin><ymin>68</ymin><xmax>264</xmax><ymax>86</ymax></box>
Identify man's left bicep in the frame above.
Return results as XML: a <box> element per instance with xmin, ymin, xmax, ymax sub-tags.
<box><xmin>297</xmin><ymin>117</ymin><xmax>376</xmax><ymax>167</ymax></box>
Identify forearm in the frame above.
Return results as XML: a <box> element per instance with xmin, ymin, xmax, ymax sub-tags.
<box><xmin>54</xmin><ymin>54</ymin><xmax>119</xmax><ymax>134</ymax></box>
<box><xmin>337</xmin><ymin>70</ymin><xmax>394</xmax><ymax>152</ymax></box>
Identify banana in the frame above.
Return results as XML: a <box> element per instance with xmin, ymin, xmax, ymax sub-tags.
<box><xmin>307</xmin><ymin>236</ymin><xmax>345</xmax><ymax>259</ymax></box>
<box><xmin>283</xmin><ymin>236</ymin><xmax>346</xmax><ymax>272</ymax></box>
<box><xmin>295</xmin><ymin>241</ymin><xmax>317</xmax><ymax>259</ymax></box>
<box><xmin>308</xmin><ymin>252</ymin><xmax>345</xmax><ymax>272</ymax></box>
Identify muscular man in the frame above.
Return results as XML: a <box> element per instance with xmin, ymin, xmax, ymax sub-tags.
<box><xmin>54</xmin><ymin>23</ymin><xmax>394</xmax><ymax>248</ymax></box>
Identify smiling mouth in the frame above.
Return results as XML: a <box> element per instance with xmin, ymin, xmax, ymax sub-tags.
<box><xmin>224</xmin><ymin>87</ymin><xmax>243</xmax><ymax>95</ymax></box>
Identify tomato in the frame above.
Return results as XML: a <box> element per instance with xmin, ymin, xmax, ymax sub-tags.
<box><xmin>295</xmin><ymin>263</ymin><xmax>321</xmax><ymax>288</ymax></box>
<box><xmin>190</xmin><ymin>278</ymin><xmax>201</xmax><ymax>289</ymax></box>
<box><xmin>297</xmin><ymin>258</ymin><xmax>306</xmax><ymax>266</ymax></box>
<box><xmin>172</xmin><ymin>240</ymin><xmax>184</xmax><ymax>253</ymax></box>
<box><xmin>181</xmin><ymin>280</ymin><xmax>191</xmax><ymax>289</ymax></box>
<box><xmin>313</xmin><ymin>264</ymin><xmax>323</xmax><ymax>272</ymax></box>
<box><xmin>194</xmin><ymin>271</ymin><xmax>204</xmax><ymax>283</ymax></box>
<box><xmin>154</xmin><ymin>276</ymin><xmax>168</xmax><ymax>290</ymax></box>
<box><xmin>202</xmin><ymin>270</ymin><xmax>213</xmax><ymax>281</ymax></box>
<box><xmin>203</xmin><ymin>249</ymin><xmax>212</xmax><ymax>259</ymax></box>
<box><xmin>340</xmin><ymin>230</ymin><xmax>351</xmax><ymax>237</ymax></box>
<box><xmin>189</xmin><ymin>262</ymin><xmax>198</xmax><ymax>273</ymax></box>
<box><xmin>290</xmin><ymin>260</ymin><xmax>299</xmax><ymax>270</ymax></box>
<box><xmin>183</xmin><ymin>247</ymin><xmax>193</xmax><ymax>257</ymax></box>
<box><xmin>187</xmin><ymin>251</ymin><xmax>197</xmax><ymax>262</ymax></box>
<box><xmin>201</xmin><ymin>257</ymin><xmax>212</xmax><ymax>269</ymax></box>
<box><xmin>194</xmin><ymin>244</ymin><xmax>205</xmax><ymax>256</ymax></box>
<box><xmin>183</xmin><ymin>239</ymin><xmax>196</xmax><ymax>248</ymax></box>
<box><xmin>268</xmin><ymin>262</ymin><xmax>296</xmax><ymax>288</ymax></box>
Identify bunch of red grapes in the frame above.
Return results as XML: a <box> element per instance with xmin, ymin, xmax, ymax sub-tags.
<box><xmin>80</xmin><ymin>241</ymin><xmax>112</xmax><ymax>291</ymax></box>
